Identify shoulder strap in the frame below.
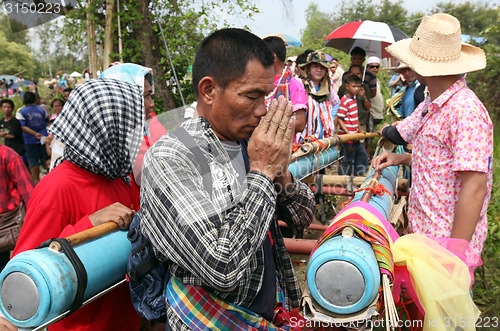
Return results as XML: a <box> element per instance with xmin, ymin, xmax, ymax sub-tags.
<box><xmin>170</xmin><ymin>127</ymin><xmax>213</xmax><ymax>198</ymax></box>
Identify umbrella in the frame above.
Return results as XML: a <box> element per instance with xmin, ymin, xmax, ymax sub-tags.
<box><xmin>324</xmin><ymin>21</ymin><xmax>408</xmax><ymax>58</ymax></box>
<box><xmin>70</xmin><ymin>71</ymin><xmax>82</xmax><ymax>78</ymax></box>
<box><xmin>264</xmin><ymin>33</ymin><xmax>302</xmax><ymax>47</ymax></box>
<box><xmin>18</xmin><ymin>80</ymin><xmax>34</xmax><ymax>86</ymax></box>
<box><xmin>0</xmin><ymin>75</ymin><xmax>19</xmax><ymax>82</ymax></box>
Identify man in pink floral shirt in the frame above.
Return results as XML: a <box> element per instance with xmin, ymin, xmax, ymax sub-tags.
<box><xmin>373</xmin><ymin>13</ymin><xmax>492</xmax><ymax>257</ymax></box>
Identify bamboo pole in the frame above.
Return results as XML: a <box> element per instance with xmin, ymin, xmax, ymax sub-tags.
<box><xmin>360</xmin><ymin>170</ymin><xmax>382</xmax><ymax>202</ymax></box>
<box><xmin>116</xmin><ymin>0</ymin><xmax>123</xmax><ymax>62</ymax></box>
<box><xmin>48</xmin><ymin>222</ymin><xmax>120</xmax><ymax>252</ymax></box>
<box><xmin>302</xmin><ymin>174</ymin><xmax>408</xmax><ymax>191</ymax></box>
<box><xmin>103</xmin><ymin>0</ymin><xmax>115</xmax><ymax>69</ymax></box>
<box><xmin>292</xmin><ymin>132</ymin><xmax>380</xmax><ymax>161</ymax></box>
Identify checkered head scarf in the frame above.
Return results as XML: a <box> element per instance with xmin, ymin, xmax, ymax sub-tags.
<box><xmin>49</xmin><ymin>79</ymin><xmax>144</xmax><ymax>182</ymax></box>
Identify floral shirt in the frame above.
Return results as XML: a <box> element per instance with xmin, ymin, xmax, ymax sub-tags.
<box><xmin>397</xmin><ymin>77</ymin><xmax>493</xmax><ymax>255</ymax></box>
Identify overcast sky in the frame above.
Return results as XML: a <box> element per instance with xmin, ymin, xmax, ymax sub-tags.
<box><xmin>223</xmin><ymin>0</ymin><xmax>495</xmax><ymax>39</ymax></box>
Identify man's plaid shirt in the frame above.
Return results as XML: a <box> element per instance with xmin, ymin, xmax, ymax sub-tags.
<box><xmin>140</xmin><ymin>117</ymin><xmax>315</xmax><ymax>313</ymax></box>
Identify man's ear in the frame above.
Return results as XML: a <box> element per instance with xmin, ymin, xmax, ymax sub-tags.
<box><xmin>198</xmin><ymin>77</ymin><xmax>217</xmax><ymax>106</ymax></box>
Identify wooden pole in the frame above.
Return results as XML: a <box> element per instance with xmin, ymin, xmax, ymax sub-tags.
<box><xmin>302</xmin><ymin>174</ymin><xmax>408</xmax><ymax>191</ymax></box>
<box><xmin>292</xmin><ymin>132</ymin><xmax>380</xmax><ymax>161</ymax></box>
<box><xmin>86</xmin><ymin>0</ymin><xmax>98</xmax><ymax>78</ymax></box>
<box><xmin>48</xmin><ymin>222</ymin><xmax>120</xmax><ymax>252</ymax></box>
<box><xmin>360</xmin><ymin>170</ymin><xmax>382</xmax><ymax>202</ymax></box>
<box><xmin>116</xmin><ymin>0</ymin><xmax>123</xmax><ymax>62</ymax></box>
<box><xmin>103</xmin><ymin>0</ymin><xmax>115</xmax><ymax>69</ymax></box>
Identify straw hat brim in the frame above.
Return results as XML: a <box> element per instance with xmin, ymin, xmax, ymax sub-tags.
<box><xmin>386</xmin><ymin>38</ymin><xmax>486</xmax><ymax>77</ymax></box>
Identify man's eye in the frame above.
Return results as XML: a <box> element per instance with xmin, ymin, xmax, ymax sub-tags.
<box><xmin>246</xmin><ymin>95</ymin><xmax>258</xmax><ymax>100</ymax></box>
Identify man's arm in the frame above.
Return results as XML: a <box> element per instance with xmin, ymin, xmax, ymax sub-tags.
<box><xmin>21</xmin><ymin>126</ymin><xmax>42</xmax><ymax>139</ymax></box>
<box><xmin>276</xmin><ymin>175</ymin><xmax>315</xmax><ymax>230</ymax></box>
<box><xmin>336</xmin><ymin>116</ymin><xmax>349</xmax><ymax>134</ymax></box>
<box><xmin>451</xmin><ymin>171</ymin><xmax>488</xmax><ymax>242</ymax></box>
<box><xmin>359</xmin><ymin>86</ymin><xmax>371</xmax><ymax>110</ymax></box>
<box><xmin>294</xmin><ymin>109</ymin><xmax>306</xmax><ymax>133</ymax></box>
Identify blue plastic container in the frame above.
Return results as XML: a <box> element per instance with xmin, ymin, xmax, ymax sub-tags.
<box><xmin>307</xmin><ymin>234</ymin><xmax>380</xmax><ymax>314</ymax></box>
<box><xmin>349</xmin><ymin>166</ymin><xmax>398</xmax><ymax>219</ymax></box>
<box><xmin>0</xmin><ymin>230</ymin><xmax>131</xmax><ymax>328</ymax></box>
<box><xmin>289</xmin><ymin>147</ymin><xmax>339</xmax><ymax>180</ymax></box>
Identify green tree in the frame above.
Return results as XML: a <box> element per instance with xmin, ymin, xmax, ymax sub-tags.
<box><xmin>374</xmin><ymin>0</ymin><xmax>408</xmax><ymax>29</ymax></box>
<box><xmin>0</xmin><ymin>30</ymin><xmax>34</xmax><ymax>77</ymax></box>
<box><xmin>338</xmin><ymin>0</ymin><xmax>378</xmax><ymax>23</ymax></box>
<box><xmin>0</xmin><ymin>14</ymin><xmax>29</xmax><ymax>45</ymax></box>
<box><xmin>58</xmin><ymin>0</ymin><xmax>259</xmax><ymax>112</ymax></box>
<box><xmin>301</xmin><ymin>3</ymin><xmax>336</xmax><ymax>50</ymax></box>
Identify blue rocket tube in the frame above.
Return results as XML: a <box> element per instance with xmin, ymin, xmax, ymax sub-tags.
<box><xmin>348</xmin><ymin>166</ymin><xmax>399</xmax><ymax>219</ymax></box>
<box><xmin>305</xmin><ymin>166</ymin><xmax>399</xmax><ymax>315</ymax></box>
<box><xmin>289</xmin><ymin>147</ymin><xmax>339</xmax><ymax>180</ymax></box>
<box><xmin>0</xmin><ymin>230</ymin><xmax>131</xmax><ymax>328</ymax></box>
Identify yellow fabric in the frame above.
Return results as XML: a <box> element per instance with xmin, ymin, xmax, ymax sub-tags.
<box><xmin>392</xmin><ymin>234</ymin><xmax>480</xmax><ymax>331</ymax></box>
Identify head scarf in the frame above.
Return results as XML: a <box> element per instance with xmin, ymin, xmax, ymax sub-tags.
<box><xmin>302</xmin><ymin>71</ymin><xmax>332</xmax><ymax>103</ymax></box>
<box><xmin>49</xmin><ymin>79</ymin><xmax>144</xmax><ymax>182</ymax></box>
<box><xmin>100</xmin><ymin>63</ymin><xmax>154</xmax><ymax>93</ymax></box>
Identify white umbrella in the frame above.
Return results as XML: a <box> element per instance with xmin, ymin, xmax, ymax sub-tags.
<box><xmin>69</xmin><ymin>71</ymin><xmax>82</xmax><ymax>78</ymax></box>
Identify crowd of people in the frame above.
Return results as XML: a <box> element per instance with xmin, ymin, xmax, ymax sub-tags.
<box><xmin>0</xmin><ymin>12</ymin><xmax>494</xmax><ymax>331</ymax></box>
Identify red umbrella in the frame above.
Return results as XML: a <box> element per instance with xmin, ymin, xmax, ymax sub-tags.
<box><xmin>324</xmin><ymin>21</ymin><xmax>408</xmax><ymax>58</ymax></box>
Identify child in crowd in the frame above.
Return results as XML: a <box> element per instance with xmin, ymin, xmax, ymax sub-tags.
<box><xmin>336</xmin><ymin>75</ymin><xmax>369</xmax><ymax>176</ymax></box>
<box><xmin>49</xmin><ymin>98</ymin><xmax>64</xmax><ymax>122</ymax></box>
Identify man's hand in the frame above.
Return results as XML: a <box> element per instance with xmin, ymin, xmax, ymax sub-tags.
<box><xmin>372</xmin><ymin>151</ymin><xmax>411</xmax><ymax>170</ymax></box>
<box><xmin>247</xmin><ymin>96</ymin><xmax>295</xmax><ymax>181</ymax></box>
<box><xmin>0</xmin><ymin>317</ymin><xmax>16</xmax><ymax>331</ymax></box>
<box><xmin>88</xmin><ymin>202</ymin><xmax>136</xmax><ymax>229</ymax></box>
<box><xmin>377</xmin><ymin>123</ymin><xmax>390</xmax><ymax>135</ymax></box>
<box><xmin>358</xmin><ymin>87</ymin><xmax>366</xmax><ymax>99</ymax></box>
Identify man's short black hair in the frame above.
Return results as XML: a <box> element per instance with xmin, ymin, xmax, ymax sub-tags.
<box><xmin>192</xmin><ymin>28</ymin><xmax>275</xmax><ymax>98</ymax></box>
<box><xmin>347</xmin><ymin>75</ymin><xmax>362</xmax><ymax>84</ymax></box>
<box><xmin>23</xmin><ymin>92</ymin><xmax>37</xmax><ymax>105</ymax></box>
<box><xmin>0</xmin><ymin>99</ymin><xmax>14</xmax><ymax>109</ymax></box>
<box><xmin>349</xmin><ymin>64</ymin><xmax>363</xmax><ymax>73</ymax></box>
<box><xmin>350</xmin><ymin>47</ymin><xmax>366</xmax><ymax>57</ymax></box>
<box><xmin>263</xmin><ymin>36</ymin><xmax>286</xmax><ymax>63</ymax></box>
<box><xmin>63</xmin><ymin>87</ymin><xmax>73</xmax><ymax>93</ymax></box>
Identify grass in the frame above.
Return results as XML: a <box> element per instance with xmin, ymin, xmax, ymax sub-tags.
<box><xmin>472</xmin><ymin>122</ymin><xmax>500</xmax><ymax>325</ymax></box>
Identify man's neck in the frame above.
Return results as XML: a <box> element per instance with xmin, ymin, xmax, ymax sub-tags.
<box><xmin>347</xmin><ymin>93</ymin><xmax>355</xmax><ymax>99</ymax></box>
<box><xmin>3</xmin><ymin>114</ymin><xmax>12</xmax><ymax>121</ymax></box>
<box><xmin>274</xmin><ymin>62</ymin><xmax>285</xmax><ymax>78</ymax></box>
<box><xmin>426</xmin><ymin>75</ymin><xmax>461</xmax><ymax>101</ymax></box>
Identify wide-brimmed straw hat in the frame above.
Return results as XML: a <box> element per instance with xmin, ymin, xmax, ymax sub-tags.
<box><xmin>386</xmin><ymin>13</ymin><xmax>486</xmax><ymax>77</ymax></box>
<box><xmin>299</xmin><ymin>51</ymin><xmax>332</xmax><ymax>69</ymax></box>
<box><xmin>393</xmin><ymin>62</ymin><xmax>410</xmax><ymax>73</ymax></box>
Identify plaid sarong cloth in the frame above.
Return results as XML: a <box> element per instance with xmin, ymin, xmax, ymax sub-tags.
<box><xmin>272</xmin><ymin>65</ymin><xmax>293</xmax><ymax>101</ymax></box>
<box><xmin>311</xmin><ymin>212</ymin><xmax>394</xmax><ymax>279</ymax></box>
<box><xmin>166</xmin><ymin>277</ymin><xmax>301</xmax><ymax>331</ymax></box>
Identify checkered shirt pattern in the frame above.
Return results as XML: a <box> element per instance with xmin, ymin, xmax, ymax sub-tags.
<box><xmin>49</xmin><ymin>79</ymin><xmax>144</xmax><ymax>181</ymax></box>
<box><xmin>140</xmin><ymin>117</ymin><xmax>315</xmax><ymax>319</ymax></box>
